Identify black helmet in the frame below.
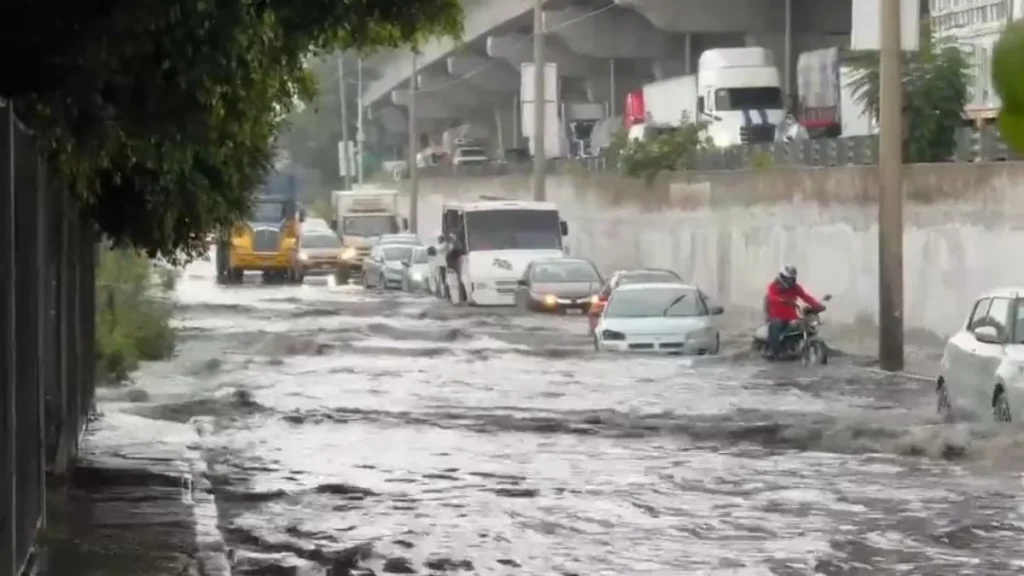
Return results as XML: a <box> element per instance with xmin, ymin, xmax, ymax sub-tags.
<box><xmin>778</xmin><ymin>265</ymin><xmax>797</xmax><ymax>288</ymax></box>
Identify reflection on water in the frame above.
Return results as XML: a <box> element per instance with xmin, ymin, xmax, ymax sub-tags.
<box><xmin>119</xmin><ymin>255</ymin><xmax>1024</xmax><ymax>574</ymax></box>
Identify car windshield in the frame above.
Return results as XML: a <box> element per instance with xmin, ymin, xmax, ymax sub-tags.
<box><xmin>250</xmin><ymin>201</ymin><xmax>287</xmax><ymax>223</ymax></box>
<box><xmin>342</xmin><ymin>215</ymin><xmax>398</xmax><ymax>237</ymax></box>
<box><xmin>1014</xmin><ymin>299</ymin><xmax>1024</xmax><ymax>343</ymax></box>
<box><xmin>411</xmin><ymin>249</ymin><xmax>430</xmax><ymax>264</ymax></box>
<box><xmin>532</xmin><ymin>261</ymin><xmax>599</xmax><ymax>283</ymax></box>
<box><xmin>465</xmin><ymin>209</ymin><xmax>561</xmax><ymax>251</ymax></box>
<box><xmin>714</xmin><ymin>87</ymin><xmax>784</xmax><ymax>110</ymax></box>
<box><xmin>301</xmin><ymin>233</ymin><xmax>340</xmax><ymax>249</ymax></box>
<box><xmin>382</xmin><ymin>246</ymin><xmax>413</xmax><ymax>261</ymax></box>
<box><xmin>458</xmin><ymin>148</ymin><xmax>488</xmax><ymax>158</ymax></box>
<box><xmin>381</xmin><ymin>235</ymin><xmax>419</xmax><ymax>245</ymax></box>
<box><xmin>617</xmin><ymin>271</ymin><xmax>681</xmax><ymax>286</ymax></box>
<box><xmin>605</xmin><ymin>287</ymin><xmax>702</xmax><ymax>318</ymax></box>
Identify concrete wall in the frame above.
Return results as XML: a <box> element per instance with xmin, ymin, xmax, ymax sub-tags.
<box><xmin>397</xmin><ymin>163</ymin><xmax>1024</xmax><ymax>340</ymax></box>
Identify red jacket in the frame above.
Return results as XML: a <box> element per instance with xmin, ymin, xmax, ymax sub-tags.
<box><xmin>765</xmin><ymin>280</ymin><xmax>822</xmax><ymax>322</ymax></box>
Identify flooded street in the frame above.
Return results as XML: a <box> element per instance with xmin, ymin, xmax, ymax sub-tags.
<box><xmin>107</xmin><ymin>256</ymin><xmax>1024</xmax><ymax>575</ymax></box>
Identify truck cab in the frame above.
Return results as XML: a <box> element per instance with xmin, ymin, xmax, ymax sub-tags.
<box><xmin>331</xmin><ymin>186</ymin><xmax>409</xmax><ymax>284</ymax></box>
<box><xmin>696</xmin><ymin>47</ymin><xmax>787</xmax><ymax>146</ymax></box>
<box><xmin>216</xmin><ymin>171</ymin><xmax>305</xmax><ymax>284</ymax></box>
<box><xmin>436</xmin><ymin>199</ymin><xmax>569</xmax><ymax>306</ymax></box>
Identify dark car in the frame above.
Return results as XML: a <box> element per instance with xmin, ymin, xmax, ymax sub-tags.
<box><xmin>514</xmin><ymin>258</ymin><xmax>603</xmax><ymax>313</ymax></box>
<box><xmin>588</xmin><ymin>268</ymin><xmax>683</xmax><ymax>332</ymax></box>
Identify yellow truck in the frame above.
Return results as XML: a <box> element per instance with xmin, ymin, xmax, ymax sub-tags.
<box><xmin>330</xmin><ymin>186</ymin><xmax>408</xmax><ymax>284</ymax></box>
<box><xmin>216</xmin><ymin>172</ymin><xmax>306</xmax><ymax>284</ymax></box>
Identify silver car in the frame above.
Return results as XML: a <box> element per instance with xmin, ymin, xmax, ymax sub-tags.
<box><xmin>594</xmin><ymin>283</ymin><xmax>724</xmax><ymax>355</ymax></box>
<box><xmin>377</xmin><ymin>233</ymin><xmax>421</xmax><ymax>246</ymax></box>
<box><xmin>294</xmin><ymin>230</ymin><xmax>342</xmax><ymax>279</ymax></box>
<box><xmin>400</xmin><ymin>246</ymin><xmax>437</xmax><ymax>292</ymax></box>
<box><xmin>363</xmin><ymin>244</ymin><xmax>417</xmax><ymax>289</ymax></box>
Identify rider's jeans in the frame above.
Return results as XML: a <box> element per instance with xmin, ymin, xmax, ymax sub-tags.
<box><xmin>767</xmin><ymin>318</ymin><xmax>790</xmax><ymax>357</ymax></box>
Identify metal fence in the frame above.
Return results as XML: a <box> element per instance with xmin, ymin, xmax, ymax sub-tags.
<box><xmin>397</xmin><ymin>127</ymin><xmax>1020</xmax><ymax>180</ymax></box>
<box><xmin>1</xmin><ymin>99</ymin><xmax>97</xmax><ymax>576</ymax></box>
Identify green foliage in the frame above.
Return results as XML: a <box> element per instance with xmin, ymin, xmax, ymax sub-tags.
<box><xmin>750</xmin><ymin>151</ymin><xmax>774</xmax><ymax>169</ymax></box>
<box><xmin>4</xmin><ymin>0</ymin><xmax>463</xmax><ymax>265</ymax></box>
<box><xmin>615</xmin><ymin>115</ymin><xmax>713</xmax><ymax>183</ymax></box>
<box><xmin>844</xmin><ymin>20</ymin><xmax>970</xmax><ymax>163</ymax></box>
<box><xmin>993</xmin><ymin>20</ymin><xmax>1024</xmax><ymax>153</ymax></box>
<box><xmin>96</xmin><ymin>248</ymin><xmax>176</xmax><ymax>384</ymax></box>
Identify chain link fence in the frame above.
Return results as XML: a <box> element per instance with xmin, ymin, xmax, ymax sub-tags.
<box><xmin>1</xmin><ymin>99</ymin><xmax>97</xmax><ymax>576</ymax></box>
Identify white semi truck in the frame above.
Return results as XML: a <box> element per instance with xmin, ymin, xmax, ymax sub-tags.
<box><xmin>626</xmin><ymin>47</ymin><xmax>789</xmax><ymax>147</ymax></box>
<box><xmin>796</xmin><ymin>47</ymin><xmax>876</xmax><ymax>138</ymax></box>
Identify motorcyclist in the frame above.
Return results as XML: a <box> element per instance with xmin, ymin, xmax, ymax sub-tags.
<box><xmin>763</xmin><ymin>265</ymin><xmax>823</xmax><ymax>359</ymax></box>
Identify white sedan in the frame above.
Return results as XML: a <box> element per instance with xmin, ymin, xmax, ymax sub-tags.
<box><xmin>937</xmin><ymin>287</ymin><xmax>1024</xmax><ymax>422</ymax></box>
<box><xmin>593</xmin><ymin>283</ymin><xmax>724</xmax><ymax>355</ymax></box>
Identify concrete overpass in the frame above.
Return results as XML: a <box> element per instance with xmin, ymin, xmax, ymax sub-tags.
<box><xmin>363</xmin><ymin>0</ymin><xmax>853</xmax><ymax>153</ymax></box>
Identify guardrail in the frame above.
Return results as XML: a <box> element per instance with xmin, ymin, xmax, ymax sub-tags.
<box><xmin>1</xmin><ymin>99</ymin><xmax>97</xmax><ymax>576</ymax></box>
<box><xmin>394</xmin><ymin>127</ymin><xmax>1019</xmax><ymax>180</ymax></box>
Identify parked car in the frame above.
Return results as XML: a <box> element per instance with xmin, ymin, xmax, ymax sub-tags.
<box><xmin>588</xmin><ymin>268</ymin><xmax>683</xmax><ymax>333</ymax></box>
<box><xmin>452</xmin><ymin>147</ymin><xmax>490</xmax><ymax>170</ymax></box>
<box><xmin>937</xmin><ymin>287</ymin><xmax>1024</xmax><ymax>422</ymax></box>
<box><xmin>513</xmin><ymin>257</ymin><xmax>602</xmax><ymax>314</ymax></box>
<box><xmin>363</xmin><ymin>244</ymin><xmax>417</xmax><ymax>289</ymax></box>
<box><xmin>593</xmin><ymin>282</ymin><xmax>723</xmax><ymax>354</ymax></box>
<box><xmin>400</xmin><ymin>246</ymin><xmax>436</xmax><ymax>292</ymax></box>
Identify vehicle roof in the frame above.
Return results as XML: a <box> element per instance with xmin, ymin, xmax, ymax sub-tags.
<box><xmin>613</xmin><ymin>268</ymin><xmax>679</xmax><ymax>276</ymax></box>
<box><xmin>442</xmin><ymin>199</ymin><xmax>559</xmax><ymax>212</ymax></box>
<box><xmin>977</xmin><ymin>287</ymin><xmax>1024</xmax><ymax>299</ymax></box>
<box><xmin>612</xmin><ymin>282</ymin><xmax>698</xmax><ymax>293</ymax></box>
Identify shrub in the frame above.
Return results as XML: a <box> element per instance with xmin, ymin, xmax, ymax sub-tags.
<box><xmin>95</xmin><ymin>248</ymin><xmax>176</xmax><ymax>384</ymax></box>
<box><xmin>616</xmin><ymin>114</ymin><xmax>713</xmax><ymax>183</ymax></box>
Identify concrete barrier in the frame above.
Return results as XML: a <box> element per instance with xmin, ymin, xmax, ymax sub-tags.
<box><xmin>396</xmin><ymin>162</ymin><xmax>1024</xmax><ymax>340</ymax></box>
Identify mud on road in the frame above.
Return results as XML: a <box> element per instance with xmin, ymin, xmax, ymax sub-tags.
<box><xmin>103</xmin><ymin>258</ymin><xmax>1024</xmax><ymax>575</ymax></box>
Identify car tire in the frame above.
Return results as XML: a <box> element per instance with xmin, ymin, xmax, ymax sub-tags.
<box><xmin>379</xmin><ymin>274</ymin><xmax>387</xmax><ymax>290</ymax></box>
<box><xmin>335</xmin><ymin>268</ymin><xmax>349</xmax><ymax>285</ymax></box>
<box><xmin>709</xmin><ymin>333</ymin><xmax>721</xmax><ymax>355</ymax></box>
<box><xmin>401</xmin><ymin>276</ymin><xmax>409</xmax><ymax>292</ymax></box>
<box><xmin>593</xmin><ymin>334</ymin><xmax>600</xmax><ymax>351</ymax></box>
<box><xmin>993</xmin><ymin>386</ymin><xmax>1012</xmax><ymax>423</ymax></box>
<box><xmin>936</xmin><ymin>378</ymin><xmax>952</xmax><ymax>418</ymax></box>
<box><xmin>361</xmin><ymin>271</ymin><xmax>369</xmax><ymax>289</ymax></box>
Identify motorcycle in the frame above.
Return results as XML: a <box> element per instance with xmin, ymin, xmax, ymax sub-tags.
<box><xmin>751</xmin><ymin>294</ymin><xmax>832</xmax><ymax>365</ymax></box>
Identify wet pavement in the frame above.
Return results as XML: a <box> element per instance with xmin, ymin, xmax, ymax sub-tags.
<box><xmin>105</xmin><ymin>254</ymin><xmax>1024</xmax><ymax>575</ymax></box>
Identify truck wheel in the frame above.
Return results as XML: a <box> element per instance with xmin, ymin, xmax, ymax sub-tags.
<box><xmin>229</xmin><ymin>268</ymin><xmax>243</xmax><ymax>284</ymax></box>
<box><xmin>335</xmin><ymin>268</ymin><xmax>349</xmax><ymax>285</ymax></box>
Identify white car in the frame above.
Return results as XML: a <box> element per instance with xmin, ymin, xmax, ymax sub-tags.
<box><xmin>937</xmin><ymin>287</ymin><xmax>1024</xmax><ymax>422</ymax></box>
<box><xmin>594</xmin><ymin>283</ymin><xmax>724</xmax><ymax>355</ymax></box>
<box><xmin>377</xmin><ymin>233</ymin><xmax>421</xmax><ymax>246</ymax></box>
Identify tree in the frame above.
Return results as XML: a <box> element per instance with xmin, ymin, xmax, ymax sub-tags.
<box><xmin>993</xmin><ymin>20</ymin><xmax>1024</xmax><ymax>154</ymax></box>
<box><xmin>2</xmin><ymin>0</ymin><xmax>462</xmax><ymax>263</ymax></box>
<box><xmin>844</xmin><ymin>20</ymin><xmax>969</xmax><ymax>163</ymax></box>
<box><xmin>614</xmin><ymin>114</ymin><xmax>713</xmax><ymax>183</ymax></box>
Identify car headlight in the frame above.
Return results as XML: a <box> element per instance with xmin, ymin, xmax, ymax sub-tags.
<box><xmin>341</xmin><ymin>247</ymin><xmax>357</xmax><ymax>259</ymax></box>
<box><xmin>589</xmin><ymin>294</ymin><xmax>599</xmax><ymax>304</ymax></box>
<box><xmin>542</xmin><ymin>294</ymin><xmax>558</xmax><ymax>307</ymax></box>
<box><xmin>410</xmin><ymin>271</ymin><xmax>423</xmax><ymax>281</ymax></box>
<box><xmin>601</xmin><ymin>329</ymin><xmax>626</xmax><ymax>341</ymax></box>
<box><xmin>298</xmin><ymin>251</ymin><xmax>309</xmax><ymax>260</ymax></box>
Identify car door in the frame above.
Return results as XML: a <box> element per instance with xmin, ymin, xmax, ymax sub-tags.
<box><xmin>946</xmin><ymin>297</ymin><xmax>990</xmax><ymax>405</ymax></box>
<box><xmin>969</xmin><ymin>296</ymin><xmax>1013</xmax><ymax>409</ymax></box>
<box><xmin>365</xmin><ymin>247</ymin><xmax>380</xmax><ymax>285</ymax></box>
<box><xmin>515</xmin><ymin>263</ymin><xmax>534</xmax><ymax>308</ymax></box>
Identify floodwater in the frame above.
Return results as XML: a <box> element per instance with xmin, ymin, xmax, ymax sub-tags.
<box><xmin>113</xmin><ymin>255</ymin><xmax>1024</xmax><ymax>575</ymax></box>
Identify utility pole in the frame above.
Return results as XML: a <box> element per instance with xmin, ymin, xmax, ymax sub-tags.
<box><xmin>532</xmin><ymin>0</ymin><xmax>546</xmax><ymax>201</ymax></box>
<box><xmin>878</xmin><ymin>0</ymin><xmax>904</xmax><ymax>371</ymax></box>
<box><xmin>338</xmin><ymin>55</ymin><xmax>352</xmax><ymax>191</ymax></box>
<box><xmin>357</xmin><ymin>57</ymin><xmax>365</xmax><ymax>184</ymax></box>
<box><xmin>408</xmin><ymin>51</ymin><xmax>419</xmax><ymax>233</ymax></box>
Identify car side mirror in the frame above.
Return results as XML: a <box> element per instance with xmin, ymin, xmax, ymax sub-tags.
<box><xmin>401</xmin><ymin>261</ymin><xmax>410</xmax><ymax>267</ymax></box>
<box><xmin>560</xmin><ymin>221</ymin><xmax>568</xmax><ymax>236</ymax></box>
<box><xmin>330</xmin><ymin>219</ymin><xmax>338</xmax><ymax>231</ymax></box>
<box><xmin>973</xmin><ymin>325</ymin><xmax>1002</xmax><ymax>344</ymax></box>
<box><xmin>822</xmin><ymin>294</ymin><xmax>832</xmax><ymax>302</ymax></box>
<box><xmin>426</xmin><ymin>246</ymin><xmax>437</xmax><ymax>256</ymax></box>
<box><xmin>516</xmin><ymin>279</ymin><xmax>528</xmax><ymax>287</ymax></box>
<box><xmin>709</xmin><ymin>305</ymin><xmax>725</xmax><ymax>316</ymax></box>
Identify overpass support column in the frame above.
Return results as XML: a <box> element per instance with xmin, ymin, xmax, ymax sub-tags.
<box><xmin>685</xmin><ymin>35</ymin><xmax>692</xmax><ymax>74</ymax></box>
<box><xmin>609</xmin><ymin>59</ymin><xmax>616</xmax><ymax>116</ymax></box>
<box><xmin>784</xmin><ymin>0</ymin><xmax>792</xmax><ymax>109</ymax></box>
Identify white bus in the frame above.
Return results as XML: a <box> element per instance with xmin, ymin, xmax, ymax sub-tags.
<box><xmin>435</xmin><ymin>199</ymin><xmax>569</xmax><ymax>306</ymax></box>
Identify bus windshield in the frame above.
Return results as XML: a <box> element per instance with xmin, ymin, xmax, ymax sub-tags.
<box><xmin>341</xmin><ymin>215</ymin><xmax>398</xmax><ymax>237</ymax></box>
<box><xmin>464</xmin><ymin>209</ymin><xmax>561</xmax><ymax>251</ymax></box>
